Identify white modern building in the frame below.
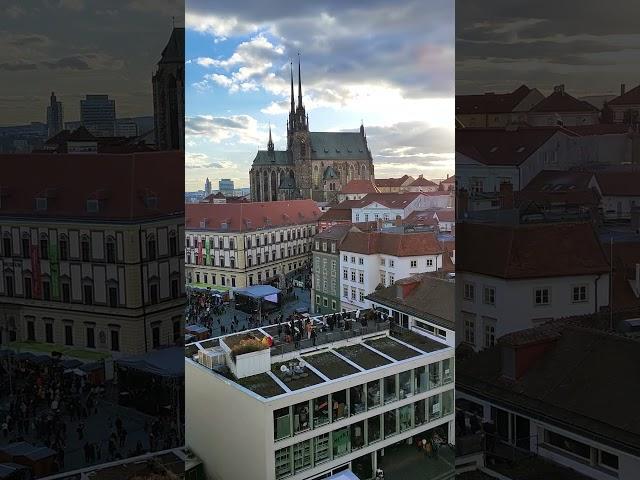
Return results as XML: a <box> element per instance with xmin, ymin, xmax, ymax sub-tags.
<box><xmin>592</xmin><ymin>170</ymin><xmax>640</xmax><ymax>220</ymax></box>
<box><xmin>339</xmin><ymin>230</ymin><xmax>444</xmax><ymax>311</ymax></box>
<box><xmin>455</xmin><ymin>221</ymin><xmax>610</xmax><ymax>350</ymax></box>
<box><xmin>351</xmin><ymin>193</ymin><xmax>450</xmax><ymax>224</ymax></box>
<box><xmin>186</xmin><ymin>307</ymin><xmax>455</xmax><ymax>480</ymax></box>
<box><xmin>526</xmin><ymin>85</ymin><xmax>600</xmax><ymax>127</ymax></box>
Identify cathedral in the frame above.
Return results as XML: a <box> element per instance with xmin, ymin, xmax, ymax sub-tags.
<box><xmin>250</xmin><ymin>57</ymin><xmax>375</xmax><ymax>203</ymax></box>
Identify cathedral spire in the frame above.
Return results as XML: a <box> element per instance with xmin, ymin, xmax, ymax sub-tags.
<box><xmin>289</xmin><ymin>60</ymin><xmax>295</xmax><ymax>115</ymax></box>
<box><xmin>297</xmin><ymin>52</ymin><xmax>303</xmax><ymax>108</ymax></box>
<box><xmin>267</xmin><ymin>123</ymin><xmax>274</xmax><ymax>152</ymax></box>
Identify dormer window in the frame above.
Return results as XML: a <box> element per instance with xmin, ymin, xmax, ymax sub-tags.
<box><xmin>87</xmin><ymin>199</ymin><xmax>100</xmax><ymax>213</ymax></box>
<box><xmin>35</xmin><ymin>197</ymin><xmax>47</xmax><ymax>211</ymax></box>
<box><xmin>144</xmin><ymin>196</ymin><xmax>158</xmax><ymax>209</ymax></box>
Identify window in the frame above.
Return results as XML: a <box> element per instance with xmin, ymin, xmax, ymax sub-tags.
<box><xmin>173</xmin><ymin>319</ymin><xmax>181</xmax><ymax>343</ymax></box>
<box><xmin>343</xmin><ymin>254</ymin><xmax>348</xmax><ymax>262</ymax></box>
<box><xmin>358</xmin><ymin>271</ymin><xmax>364</xmax><ymax>284</ymax></box>
<box><xmin>410</xmin><ymin>260</ymin><xmax>417</xmax><ymax>268</ymax></box>
<box><xmin>535</xmin><ymin>287</ymin><xmax>550</xmax><ymax>305</ymax></box>
<box><xmin>351</xmin><ymin>271</ymin><xmax>356</xmax><ymax>282</ymax></box>
<box><xmin>108</xmin><ymin>286</ymin><xmax>118</xmax><ymax>307</ymax></box>
<box><xmin>350</xmin><ymin>256</ymin><xmax>355</xmax><ymax>263</ymax></box>
<box><xmin>171</xmin><ymin>279</ymin><xmax>179</xmax><ymax>298</ymax></box>
<box><xmin>485</xmin><ymin>324</ymin><xmax>495</xmax><ymax>347</ymax></box>
<box><xmin>331</xmin><ymin>244</ymin><xmax>336</xmax><ymax>253</ymax></box>
<box><xmin>358</xmin><ymin>257</ymin><xmax>364</xmax><ymax>265</ymax></box>
<box><xmin>388</xmin><ymin>274</ymin><xmax>394</xmax><ymax>285</ymax></box>
<box><xmin>169</xmin><ymin>234</ymin><xmax>177</xmax><ymax>256</ymax></box>
<box><xmin>343</xmin><ymin>269</ymin><xmax>348</xmax><ymax>280</ymax></box>
<box><xmin>152</xmin><ymin>326</ymin><xmax>160</xmax><ymax>348</ymax></box>
<box><xmin>275</xmin><ymin>447</ymin><xmax>292</xmax><ymax>479</ymax></box>
<box><xmin>86</xmin><ymin>327</ymin><xmax>95</xmax><ymax>348</ymax></box>
<box><xmin>40</xmin><ymin>237</ymin><xmax>48</xmax><ymax>260</ymax></box>
<box><xmin>83</xmin><ymin>284</ymin><xmax>93</xmax><ymax>305</ymax></box>
<box><xmin>61</xmin><ymin>283</ymin><xmax>70</xmax><ymax>303</ymax></box>
<box><xmin>316</xmin><ymin>295</ymin><xmax>321</xmax><ymax>305</ymax></box>
<box><xmin>81</xmin><ymin>237</ymin><xmax>90</xmax><ymax>261</ymax></box>
<box><xmin>59</xmin><ymin>237</ymin><xmax>68</xmax><ymax>260</ymax></box>
<box><xmin>358</xmin><ymin>290</ymin><xmax>364</xmax><ymax>302</ymax></box>
<box><xmin>389</xmin><ymin>259</ymin><xmax>395</xmax><ymax>268</ymax></box>
<box><xmin>464</xmin><ymin>317</ymin><xmax>475</xmax><ymax>344</ymax></box>
<box><xmin>315</xmin><ymin>241</ymin><xmax>320</xmax><ymax>250</ymax></box>
<box><xmin>45</xmin><ymin>322</ymin><xmax>53</xmax><ymax>343</ymax></box>
<box><xmin>599</xmin><ymin>450</ymin><xmax>619</xmax><ymax>471</ymax></box>
<box><xmin>355</xmin><ymin>214</ymin><xmax>360</xmax><ymax>222</ymax></box>
<box><xmin>464</xmin><ymin>283</ymin><xmax>475</xmax><ymax>301</ymax></box>
<box><xmin>106</xmin><ymin>239</ymin><xmax>116</xmax><ymax>263</ymax></box>
<box><xmin>108</xmin><ymin>330</ymin><xmax>119</xmax><ymax>351</ymax></box>
<box><xmin>3</xmin><ymin>237</ymin><xmax>11</xmax><ymax>257</ymax></box>
<box><xmin>148</xmin><ymin>237</ymin><xmax>157</xmax><ymax>260</ymax></box>
<box><xmin>27</xmin><ymin>320</ymin><xmax>35</xmax><ymax>341</ymax></box>
<box><xmin>42</xmin><ymin>281</ymin><xmax>50</xmax><ymax>301</ymax></box>
<box><xmin>426</xmin><ymin>258</ymin><xmax>433</xmax><ymax>267</ymax></box>
<box><xmin>5</xmin><ymin>276</ymin><xmax>13</xmax><ymax>297</ymax></box>
<box><xmin>24</xmin><ymin>278</ymin><xmax>32</xmax><ymax>299</ymax></box>
<box><xmin>22</xmin><ymin>237</ymin><xmax>30</xmax><ymax>259</ymax></box>
<box><xmin>351</xmin><ymin>288</ymin><xmax>356</xmax><ymax>300</ymax></box>
<box><xmin>483</xmin><ymin>286</ymin><xmax>495</xmax><ymax>305</ymax></box>
<box><xmin>343</xmin><ymin>286</ymin><xmax>348</xmax><ymax>298</ymax></box>
<box><xmin>545</xmin><ymin>430</ymin><xmax>591</xmax><ymax>460</ymax></box>
<box><xmin>64</xmin><ymin>325</ymin><xmax>73</xmax><ymax>346</ymax></box>
<box><xmin>572</xmin><ymin>285</ymin><xmax>588</xmax><ymax>303</ymax></box>
<box><xmin>322</xmin><ymin>242</ymin><xmax>327</xmax><ymax>251</ymax></box>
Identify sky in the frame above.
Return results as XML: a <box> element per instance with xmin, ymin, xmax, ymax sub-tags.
<box><xmin>456</xmin><ymin>0</ymin><xmax>640</xmax><ymax>97</ymax></box>
<box><xmin>185</xmin><ymin>0</ymin><xmax>454</xmax><ymax>191</ymax></box>
<box><xmin>0</xmin><ymin>0</ymin><xmax>184</xmax><ymax>126</ymax></box>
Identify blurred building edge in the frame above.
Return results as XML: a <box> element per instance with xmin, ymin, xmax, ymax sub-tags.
<box><xmin>36</xmin><ymin>447</ymin><xmax>203</xmax><ymax>480</ymax></box>
<box><xmin>0</xmin><ymin>152</ymin><xmax>185</xmax><ymax>363</ymax></box>
<box><xmin>153</xmin><ymin>27</ymin><xmax>185</xmax><ymax>152</ymax></box>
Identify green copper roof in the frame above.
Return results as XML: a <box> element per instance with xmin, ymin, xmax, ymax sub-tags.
<box><xmin>252</xmin><ymin>150</ymin><xmax>291</xmax><ymax>166</ymax></box>
<box><xmin>310</xmin><ymin>132</ymin><xmax>370</xmax><ymax>160</ymax></box>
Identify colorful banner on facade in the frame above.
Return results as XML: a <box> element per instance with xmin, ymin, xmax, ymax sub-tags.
<box><xmin>205</xmin><ymin>236</ymin><xmax>210</xmax><ymax>266</ymax></box>
<box><xmin>30</xmin><ymin>244</ymin><xmax>42</xmax><ymax>299</ymax></box>
<box><xmin>197</xmin><ymin>237</ymin><xmax>203</xmax><ymax>265</ymax></box>
<box><xmin>49</xmin><ymin>238</ymin><xmax>60</xmax><ymax>299</ymax></box>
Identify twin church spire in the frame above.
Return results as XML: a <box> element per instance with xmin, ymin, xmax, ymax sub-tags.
<box><xmin>287</xmin><ymin>53</ymin><xmax>308</xmax><ymax>138</ymax></box>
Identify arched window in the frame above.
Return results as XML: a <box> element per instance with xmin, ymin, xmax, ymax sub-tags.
<box><xmin>147</xmin><ymin>234</ymin><xmax>157</xmax><ymax>261</ymax></box>
<box><xmin>169</xmin><ymin>230</ymin><xmax>178</xmax><ymax>257</ymax></box>
<box><xmin>81</xmin><ymin>235</ymin><xmax>91</xmax><ymax>262</ymax></box>
<box><xmin>3</xmin><ymin>232</ymin><xmax>12</xmax><ymax>258</ymax></box>
<box><xmin>106</xmin><ymin>236</ymin><xmax>116</xmax><ymax>263</ymax></box>
<box><xmin>59</xmin><ymin>234</ymin><xmax>69</xmax><ymax>260</ymax></box>
<box><xmin>39</xmin><ymin>233</ymin><xmax>49</xmax><ymax>260</ymax></box>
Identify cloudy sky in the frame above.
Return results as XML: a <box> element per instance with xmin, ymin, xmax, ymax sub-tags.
<box><xmin>0</xmin><ymin>0</ymin><xmax>183</xmax><ymax>126</ymax></box>
<box><xmin>185</xmin><ymin>0</ymin><xmax>454</xmax><ymax>191</ymax></box>
<box><xmin>457</xmin><ymin>0</ymin><xmax>640</xmax><ymax>97</ymax></box>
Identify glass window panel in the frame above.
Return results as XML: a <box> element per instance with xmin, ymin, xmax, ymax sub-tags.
<box><xmin>293</xmin><ymin>440</ymin><xmax>312</xmax><ymax>473</ymax></box>
<box><xmin>332</xmin><ymin>389</ymin><xmax>348</xmax><ymax>421</ymax></box>
<box><xmin>314</xmin><ymin>433</ymin><xmax>331</xmax><ymax>465</ymax></box>
<box><xmin>350</xmin><ymin>421</ymin><xmax>365</xmax><ymax>451</ymax></box>
<box><xmin>332</xmin><ymin>427</ymin><xmax>351</xmax><ymax>458</ymax></box>
<box><xmin>293</xmin><ymin>401</ymin><xmax>311</xmax><ymax>434</ymax></box>
<box><xmin>367</xmin><ymin>415</ymin><xmax>381</xmax><ymax>445</ymax></box>
<box><xmin>384</xmin><ymin>409</ymin><xmax>397</xmax><ymax>438</ymax></box>
<box><xmin>313</xmin><ymin>395</ymin><xmax>330</xmax><ymax>428</ymax></box>
<box><xmin>350</xmin><ymin>384</ymin><xmax>366</xmax><ymax>416</ymax></box>
<box><xmin>429</xmin><ymin>394</ymin><xmax>441</xmax><ymax>421</ymax></box>
<box><xmin>367</xmin><ymin>380</ymin><xmax>381</xmax><ymax>410</ymax></box>
<box><xmin>384</xmin><ymin>375</ymin><xmax>397</xmax><ymax>404</ymax></box>
<box><xmin>414</xmin><ymin>366</ymin><xmax>428</xmax><ymax>393</ymax></box>
<box><xmin>399</xmin><ymin>370</ymin><xmax>413</xmax><ymax>399</ymax></box>
<box><xmin>429</xmin><ymin>362</ymin><xmax>441</xmax><ymax>389</ymax></box>
<box><xmin>275</xmin><ymin>446</ymin><xmax>292</xmax><ymax>479</ymax></box>
<box><xmin>414</xmin><ymin>400</ymin><xmax>426</xmax><ymax>426</ymax></box>
<box><xmin>442</xmin><ymin>389</ymin><xmax>453</xmax><ymax>416</ymax></box>
<box><xmin>274</xmin><ymin>407</ymin><xmax>291</xmax><ymax>441</ymax></box>
<box><xmin>399</xmin><ymin>405</ymin><xmax>413</xmax><ymax>432</ymax></box>
<box><xmin>442</xmin><ymin>358</ymin><xmax>453</xmax><ymax>384</ymax></box>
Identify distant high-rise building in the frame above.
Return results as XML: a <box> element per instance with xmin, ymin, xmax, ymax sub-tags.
<box><xmin>153</xmin><ymin>27</ymin><xmax>184</xmax><ymax>151</ymax></box>
<box><xmin>80</xmin><ymin>94</ymin><xmax>116</xmax><ymax>137</ymax></box>
<box><xmin>218</xmin><ymin>178</ymin><xmax>234</xmax><ymax>196</ymax></box>
<box><xmin>204</xmin><ymin>177</ymin><xmax>212</xmax><ymax>197</ymax></box>
<box><xmin>46</xmin><ymin>92</ymin><xmax>64</xmax><ymax>139</ymax></box>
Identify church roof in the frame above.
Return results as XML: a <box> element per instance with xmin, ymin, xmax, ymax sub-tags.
<box><xmin>310</xmin><ymin>132</ymin><xmax>369</xmax><ymax>160</ymax></box>
<box><xmin>252</xmin><ymin>150</ymin><xmax>291</xmax><ymax>166</ymax></box>
<box><xmin>159</xmin><ymin>27</ymin><xmax>185</xmax><ymax>65</ymax></box>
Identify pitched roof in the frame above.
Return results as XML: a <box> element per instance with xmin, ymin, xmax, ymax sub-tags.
<box><xmin>185</xmin><ymin>199</ymin><xmax>321</xmax><ymax>232</ymax></box>
<box><xmin>309</xmin><ymin>132</ymin><xmax>369</xmax><ymax>160</ymax></box>
<box><xmin>340</xmin><ymin>179</ymin><xmax>380</xmax><ymax>194</ymax></box>
<box><xmin>358</xmin><ymin>192</ymin><xmax>424</xmax><ymax>209</ymax></box>
<box><xmin>518</xmin><ymin>170</ymin><xmax>600</xmax><ymax>207</ymax></box>
<box><xmin>366</xmin><ymin>272</ymin><xmax>454</xmax><ymax>327</ymax></box>
<box><xmin>530</xmin><ymin>90</ymin><xmax>599</xmax><ymax>113</ymax></box>
<box><xmin>317</xmin><ymin>206</ymin><xmax>352</xmax><ymax>223</ymax></box>
<box><xmin>159</xmin><ymin>27</ymin><xmax>185</xmax><ymax>64</ymax></box>
<box><xmin>594</xmin><ymin>170</ymin><xmax>640</xmax><ymax>196</ymax></box>
<box><xmin>409</xmin><ymin>176</ymin><xmax>438</xmax><ymax>187</ymax></box>
<box><xmin>456</xmin><ymin>127</ymin><xmax>573</xmax><ymax>166</ymax></box>
<box><xmin>0</xmin><ymin>152</ymin><xmax>183</xmax><ymax>222</ymax></box>
<box><xmin>457</xmin><ymin>327</ymin><xmax>640</xmax><ymax>455</ymax></box>
<box><xmin>404</xmin><ymin>209</ymin><xmax>438</xmax><ymax>226</ymax></box>
<box><xmin>252</xmin><ymin>150</ymin><xmax>291</xmax><ymax>166</ymax></box>
<box><xmin>375</xmin><ymin>175</ymin><xmax>412</xmax><ymax>187</ymax></box>
<box><xmin>441</xmin><ymin>175</ymin><xmax>456</xmax><ymax>184</ymax></box>
<box><xmin>607</xmin><ymin>84</ymin><xmax>640</xmax><ymax>106</ymax></box>
<box><xmin>456</xmin><ymin>222</ymin><xmax>609</xmax><ymax>278</ymax></box>
<box><xmin>314</xmin><ymin>223</ymin><xmax>352</xmax><ymax>241</ymax></box>
<box><xmin>434</xmin><ymin>209</ymin><xmax>455</xmax><ymax>222</ymax></box>
<box><xmin>340</xmin><ymin>230</ymin><xmax>443</xmax><ymax>257</ymax></box>
<box><xmin>456</xmin><ymin>85</ymin><xmax>533</xmax><ymax>114</ymax></box>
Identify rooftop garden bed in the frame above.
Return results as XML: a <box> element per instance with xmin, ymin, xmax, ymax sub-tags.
<box><xmin>390</xmin><ymin>329</ymin><xmax>447</xmax><ymax>353</ymax></box>
<box><xmin>236</xmin><ymin>372</ymin><xmax>285</xmax><ymax>398</ymax></box>
<box><xmin>364</xmin><ymin>336</ymin><xmax>421</xmax><ymax>361</ymax></box>
<box><xmin>335</xmin><ymin>344</ymin><xmax>392</xmax><ymax>370</ymax></box>
<box><xmin>303</xmin><ymin>351</ymin><xmax>359</xmax><ymax>379</ymax></box>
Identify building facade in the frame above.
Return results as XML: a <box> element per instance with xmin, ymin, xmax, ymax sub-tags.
<box><xmin>0</xmin><ymin>152</ymin><xmax>185</xmax><ymax>357</ymax></box>
<box><xmin>46</xmin><ymin>92</ymin><xmax>63</xmax><ymax>139</ymax></box>
<box><xmin>80</xmin><ymin>95</ymin><xmax>116</xmax><ymax>137</ymax></box>
<box><xmin>185</xmin><ymin>200</ymin><xmax>320</xmax><ymax>291</ymax></box>
<box><xmin>311</xmin><ymin>224</ymin><xmax>351</xmax><ymax>315</ymax></box>
<box><xmin>249</xmin><ymin>58</ymin><xmax>375</xmax><ymax>204</ymax></box>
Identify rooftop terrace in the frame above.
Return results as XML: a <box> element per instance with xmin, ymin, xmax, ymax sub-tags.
<box><xmin>186</xmin><ymin>310</ymin><xmax>451</xmax><ymax>400</ymax></box>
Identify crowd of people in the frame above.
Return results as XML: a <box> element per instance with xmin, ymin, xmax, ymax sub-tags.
<box><xmin>0</xmin><ymin>353</ymin><xmax>181</xmax><ymax>475</ymax></box>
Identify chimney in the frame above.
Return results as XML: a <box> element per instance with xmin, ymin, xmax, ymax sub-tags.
<box><xmin>457</xmin><ymin>188</ymin><xmax>469</xmax><ymax>220</ymax></box>
<box><xmin>501</xmin><ymin>333</ymin><xmax>559</xmax><ymax>380</ymax></box>
<box><xmin>395</xmin><ymin>277</ymin><xmax>420</xmax><ymax>300</ymax></box>
<box><xmin>553</xmin><ymin>84</ymin><xmax>565</xmax><ymax>95</ymax></box>
<box><xmin>376</xmin><ymin>217</ymin><xmax>383</xmax><ymax>231</ymax></box>
<box><xmin>500</xmin><ymin>182</ymin><xmax>514</xmax><ymax>210</ymax></box>
<box><xmin>621</xmin><ymin>83</ymin><xmax>626</xmax><ymax>96</ymax></box>
<box><xmin>418</xmin><ymin>174</ymin><xmax>423</xmax><ymax>179</ymax></box>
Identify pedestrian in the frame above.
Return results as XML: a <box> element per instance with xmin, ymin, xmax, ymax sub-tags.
<box><xmin>311</xmin><ymin>328</ymin><xmax>317</xmax><ymax>346</ymax></box>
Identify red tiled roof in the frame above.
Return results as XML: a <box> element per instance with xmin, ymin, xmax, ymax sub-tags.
<box><xmin>595</xmin><ymin>170</ymin><xmax>640</xmax><ymax>196</ymax></box>
<box><xmin>405</xmin><ymin>209</ymin><xmax>438</xmax><ymax>226</ymax></box>
<box><xmin>607</xmin><ymin>84</ymin><xmax>640</xmax><ymax>106</ymax></box>
<box><xmin>409</xmin><ymin>176</ymin><xmax>437</xmax><ymax>187</ymax></box>
<box><xmin>0</xmin><ymin>152</ymin><xmax>183</xmax><ymax>221</ymax></box>
<box><xmin>359</xmin><ymin>192</ymin><xmax>423</xmax><ymax>208</ymax></box>
<box><xmin>340</xmin><ymin>230</ymin><xmax>443</xmax><ymax>257</ymax></box>
<box><xmin>340</xmin><ymin>179</ymin><xmax>380</xmax><ymax>194</ymax></box>
<box><xmin>456</xmin><ymin>127</ymin><xmax>575</xmax><ymax>166</ymax></box>
<box><xmin>441</xmin><ymin>175</ymin><xmax>456</xmax><ymax>184</ymax></box>
<box><xmin>456</xmin><ymin>85</ymin><xmax>533</xmax><ymax>114</ymax></box>
<box><xmin>518</xmin><ymin>170</ymin><xmax>600</xmax><ymax>206</ymax></box>
<box><xmin>186</xmin><ymin>199</ymin><xmax>321</xmax><ymax>232</ymax></box>
<box><xmin>457</xmin><ymin>222</ymin><xmax>609</xmax><ymax>279</ymax></box>
<box><xmin>434</xmin><ymin>209</ymin><xmax>455</xmax><ymax>222</ymax></box>
<box><xmin>375</xmin><ymin>175</ymin><xmax>412</xmax><ymax>187</ymax></box>
<box><xmin>318</xmin><ymin>207</ymin><xmax>352</xmax><ymax>223</ymax></box>
<box><xmin>530</xmin><ymin>90</ymin><xmax>599</xmax><ymax>113</ymax></box>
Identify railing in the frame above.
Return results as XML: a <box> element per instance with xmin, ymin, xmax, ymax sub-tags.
<box><xmin>269</xmin><ymin>320</ymin><xmax>392</xmax><ymax>357</ymax></box>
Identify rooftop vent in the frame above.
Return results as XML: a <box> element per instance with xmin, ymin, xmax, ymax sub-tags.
<box><xmin>35</xmin><ymin>197</ymin><xmax>48</xmax><ymax>211</ymax></box>
<box><xmin>144</xmin><ymin>196</ymin><xmax>158</xmax><ymax>209</ymax></box>
<box><xmin>86</xmin><ymin>199</ymin><xmax>100</xmax><ymax>213</ymax></box>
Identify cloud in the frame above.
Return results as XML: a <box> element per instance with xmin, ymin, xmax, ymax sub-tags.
<box><xmin>58</xmin><ymin>0</ymin><xmax>84</xmax><ymax>11</ymax></box>
<box><xmin>185</xmin><ymin>114</ymin><xmax>265</xmax><ymax>144</ymax></box>
<box><xmin>0</xmin><ymin>62</ymin><xmax>38</xmax><ymax>71</ymax></box>
<box><xmin>186</xmin><ymin>152</ymin><xmax>226</xmax><ymax>169</ymax></box>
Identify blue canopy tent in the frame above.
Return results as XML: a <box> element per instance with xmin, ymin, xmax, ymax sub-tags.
<box><xmin>115</xmin><ymin>347</ymin><xmax>183</xmax><ymax>378</ymax></box>
<box><xmin>234</xmin><ymin>285</ymin><xmax>282</xmax><ymax>315</ymax></box>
